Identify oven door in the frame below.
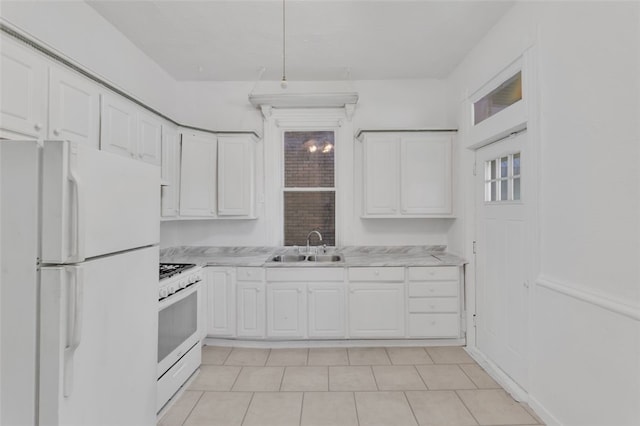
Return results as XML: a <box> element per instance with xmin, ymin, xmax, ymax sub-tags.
<box><xmin>157</xmin><ymin>282</ymin><xmax>202</xmax><ymax>378</ymax></box>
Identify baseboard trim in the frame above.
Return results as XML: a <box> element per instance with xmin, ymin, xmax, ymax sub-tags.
<box><xmin>203</xmin><ymin>337</ymin><xmax>466</xmax><ymax>348</ymax></box>
<box><xmin>464</xmin><ymin>346</ymin><xmax>528</xmax><ymax>402</ymax></box>
<box><xmin>536</xmin><ymin>275</ymin><xmax>640</xmax><ymax>321</ymax></box>
<box><xmin>527</xmin><ymin>394</ymin><xmax>563</xmax><ymax>426</ymax></box>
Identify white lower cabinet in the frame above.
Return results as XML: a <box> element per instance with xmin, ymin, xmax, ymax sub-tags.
<box><xmin>407</xmin><ymin>267</ymin><xmax>460</xmax><ymax>338</ymax></box>
<box><xmin>205</xmin><ymin>267</ymin><xmax>236</xmax><ymax>337</ymax></box>
<box><xmin>266</xmin><ymin>282</ymin><xmax>306</xmax><ymax>338</ymax></box>
<box><xmin>236</xmin><ymin>267</ymin><xmax>265</xmax><ymax>338</ymax></box>
<box><xmin>308</xmin><ymin>283</ymin><xmax>345</xmax><ymax>338</ymax></box>
<box><xmin>349</xmin><ymin>282</ymin><xmax>405</xmax><ymax>338</ymax></box>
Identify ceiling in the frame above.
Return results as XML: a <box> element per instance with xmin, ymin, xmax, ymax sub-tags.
<box><xmin>87</xmin><ymin>0</ymin><xmax>514</xmax><ymax>82</ymax></box>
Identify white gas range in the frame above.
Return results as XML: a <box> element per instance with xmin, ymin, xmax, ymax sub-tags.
<box><xmin>157</xmin><ymin>263</ymin><xmax>203</xmax><ymax>412</ymax></box>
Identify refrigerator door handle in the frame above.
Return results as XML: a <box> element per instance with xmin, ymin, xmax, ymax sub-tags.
<box><xmin>67</xmin><ymin>150</ymin><xmax>85</xmax><ymax>263</ymax></box>
<box><xmin>63</xmin><ymin>266</ymin><xmax>84</xmax><ymax>397</ymax></box>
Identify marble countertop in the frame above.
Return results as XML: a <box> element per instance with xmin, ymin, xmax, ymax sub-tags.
<box><xmin>160</xmin><ymin>246</ymin><xmax>466</xmax><ymax>268</ymax></box>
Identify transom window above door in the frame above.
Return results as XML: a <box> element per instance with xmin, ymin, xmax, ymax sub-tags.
<box><xmin>484</xmin><ymin>153</ymin><xmax>521</xmax><ymax>202</ymax></box>
<box><xmin>283</xmin><ymin>131</ymin><xmax>336</xmax><ymax>246</ymax></box>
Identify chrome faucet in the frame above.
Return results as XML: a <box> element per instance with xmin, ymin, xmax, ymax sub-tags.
<box><xmin>306</xmin><ymin>230</ymin><xmax>323</xmax><ymax>254</ymax></box>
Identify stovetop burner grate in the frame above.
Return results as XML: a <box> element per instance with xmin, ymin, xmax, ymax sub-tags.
<box><xmin>159</xmin><ymin>263</ymin><xmax>196</xmax><ymax>280</ymax></box>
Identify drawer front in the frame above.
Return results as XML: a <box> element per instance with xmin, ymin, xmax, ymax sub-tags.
<box><xmin>408</xmin><ymin>297</ymin><xmax>458</xmax><ymax>313</ymax></box>
<box><xmin>408</xmin><ymin>314</ymin><xmax>459</xmax><ymax>338</ymax></box>
<box><xmin>409</xmin><ymin>282</ymin><xmax>458</xmax><ymax>297</ymax></box>
<box><xmin>266</xmin><ymin>267</ymin><xmax>344</xmax><ymax>282</ymax></box>
<box><xmin>408</xmin><ymin>266</ymin><xmax>459</xmax><ymax>281</ymax></box>
<box><xmin>237</xmin><ymin>267</ymin><xmax>265</xmax><ymax>281</ymax></box>
<box><xmin>348</xmin><ymin>267</ymin><xmax>404</xmax><ymax>282</ymax></box>
<box><xmin>157</xmin><ymin>344</ymin><xmax>201</xmax><ymax>411</ymax></box>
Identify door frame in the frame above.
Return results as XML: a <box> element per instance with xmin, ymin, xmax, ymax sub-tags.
<box><xmin>463</xmin><ymin>47</ymin><xmax>541</xmax><ymax>402</ymax></box>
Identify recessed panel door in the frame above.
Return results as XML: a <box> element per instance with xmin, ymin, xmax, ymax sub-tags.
<box><xmin>475</xmin><ymin>132</ymin><xmax>529</xmax><ymax>389</ymax></box>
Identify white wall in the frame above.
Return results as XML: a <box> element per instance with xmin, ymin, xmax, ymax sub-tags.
<box><xmin>448</xmin><ymin>2</ymin><xmax>640</xmax><ymax>425</ymax></box>
<box><xmin>0</xmin><ymin>1</ymin><xmax>178</xmax><ymax>116</ymax></box>
<box><xmin>162</xmin><ymin>78</ymin><xmax>456</xmax><ymax>247</ymax></box>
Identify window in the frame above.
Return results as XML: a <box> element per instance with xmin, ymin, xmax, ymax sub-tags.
<box><xmin>485</xmin><ymin>152</ymin><xmax>521</xmax><ymax>202</ymax></box>
<box><xmin>474</xmin><ymin>71</ymin><xmax>522</xmax><ymax>125</ymax></box>
<box><xmin>283</xmin><ymin>131</ymin><xmax>336</xmax><ymax>246</ymax></box>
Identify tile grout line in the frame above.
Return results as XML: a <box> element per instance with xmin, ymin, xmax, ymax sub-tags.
<box><xmin>179</xmin><ymin>390</ymin><xmax>205</xmax><ymax>426</ymax></box>
<box><xmin>299</xmin><ymin>392</ymin><xmax>305</xmax><ymax>426</ymax></box>
<box><xmin>352</xmin><ymin>391</ymin><xmax>361</xmax><ymax>426</ymax></box>
<box><xmin>239</xmin><ymin>392</ymin><xmax>255</xmax><ymax>426</ymax></box>
<box><xmin>402</xmin><ymin>390</ymin><xmax>421</xmax><ymax>426</ymax></box>
<box><xmin>229</xmin><ymin>366</ymin><xmax>243</xmax><ymax>391</ymax></box>
<box><xmin>413</xmin><ymin>364</ymin><xmax>430</xmax><ymax>390</ymax></box>
<box><xmin>278</xmin><ymin>366</ymin><xmax>287</xmax><ymax>391</ymax></box>
<box><xmin>370</xmin><ymin>365</ymin><xmax>380</xmax><ymax>391</ymax></box>
<box><xmin>221</xmin><ymin>346</ymin><xmax>233</xmax><ymax>365</ymax></box>
<box><xmin>454</xmin><ymin>389</ymin><xmax>483</xmax><ymax>426</ymax></box>
<box><xmin>457</xmin><ymin>362</ymin><xmax>482</xmax><ymax>389</ymax></box>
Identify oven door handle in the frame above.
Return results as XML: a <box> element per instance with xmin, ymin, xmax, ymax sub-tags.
<box><xmin>158</xmin><ymin>281</ymin><xmax>201</xmax><ymax>311</ymax></box>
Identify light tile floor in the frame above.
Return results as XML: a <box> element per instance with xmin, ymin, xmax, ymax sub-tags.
<box><xmin>159</xmin><ymin>346</ymin><xmax>545</xmax><ymax>426</ymax></box>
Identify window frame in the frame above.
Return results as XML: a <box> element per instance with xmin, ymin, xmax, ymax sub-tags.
<box><xmin>484</xmin><ymin>152</ymin><xmax>521</xmax><ymax>203</ymax></box>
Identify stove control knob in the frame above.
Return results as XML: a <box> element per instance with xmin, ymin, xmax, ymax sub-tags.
<box><xmin>179</xmin><ymin>280</ymin><xmax>188</xmax><ymax>289</ymax></box>
<box><xmin>168</xmin><ymin>286</ymin><xmax>177</xmax><ymax>295</ymax></box>
<box><xmin>159</xmin><ymin>288</ymin><xmax>168</xmax><ymax>299</ymax></box>
<box><xmin>189</xmin><ymin>275</ymin><xmax>197</xmax><ymax>284</ymax></box>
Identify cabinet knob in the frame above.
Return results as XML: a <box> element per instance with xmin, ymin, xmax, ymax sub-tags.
<box><xmin>297</xmin><ymin>289</ymin><xmax>302</xmax><ymax>294</ymax></box>
<box><xmin>53</xmin><ymin>128</ymin><xmax>60</xmax><ymax>136</ymax></box>
<box><xmin>374</xmin><ymin>270</ymin><xmax>380</xmax><ymax>276</ymax></box>
<box><xmin>34</xmin><ymin>123</ymin><xmax>42</xmax><ymax>131</ymax></box>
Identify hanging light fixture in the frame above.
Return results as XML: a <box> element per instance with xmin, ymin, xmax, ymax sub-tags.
<box><xmin>280</xmin><ymin>0</ymin><xmax>288</xmax><ymax>89</ymax></box>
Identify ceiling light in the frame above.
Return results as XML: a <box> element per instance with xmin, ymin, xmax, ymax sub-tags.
<box><xmin>280</xmin><ymin>0</ymin><xmax>288</xmax><ymax>89</ymax></box>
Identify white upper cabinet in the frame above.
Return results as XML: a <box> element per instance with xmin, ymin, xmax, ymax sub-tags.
<box><xmin>360</xmin><ymin>131</ymin><xmax>454</xmax><ymax>217</ymax></box>
<box><xmin>100</xmin><ymin>92</ymin><xmax>162</xmax><ymax>166</ymax></box>
<box><xmin>400</xmin><ymin>134</ymin><xmax>452</xmax><ymax>215</ymax></box>
<box><xmin>48</xmin><ymin>67</ymin><xmax>101</xmax><ymax>148</ymax></box>
<box><xmin>179</xmin><ymin>131</ymin><xmax>217</xmax><ymax>217</ymax></box>
<box><xmin>137</xmin><ymin>110</ymin><xmax>162</xmax><ymax>166</ymax></box>
<box><xmin>100</xmin><ymin>92</ymin><xmax>137</xmax><ymax>159</ymax></box>
<box><xmin>0</xmin><ymin>36</ymin><xmax>47</xmax><ymax>140</ymax></box>
<box><xmin>161</xmin><ymin>123</ymin><xmax>180</xmax><ymax>218</ymax></box>
<box><xmin>217</xmin><ymin>134</ymin><xmax>256</xmax><ymax>217</ymax></box>
<box><xmin>363</xmin><ymin>134</ymin><xmax>399</xmax><ymax>215</ymax></box>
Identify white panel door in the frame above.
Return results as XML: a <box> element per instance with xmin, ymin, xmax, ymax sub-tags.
<box><xmin>217</xmin><ymin>136</ymin><xmax>254</xmax><ymax>216</ymax></box>
<box><xmin>308</xmin><ymin>283</ymin><xmax>345</xmax><ymax>338</ymax></box>
<box><xmin>400</xmin><ymin>134</ymin><xmax>452</xmax><ymax>215</ymax></box>
<box><xmin>179</xmin><ymin>133</ymin><xmax>217</xmax><ymax>217</ymax></box>
<box><xmin>41</xmin><ymin>141</ymin><xmax>159</xmax><ymax>263</ymax></box>
<box><xmin>206</xmin><ymin>268</ymin><xmax>236</xmax><ymax>337</ymax></box>
<box><xmin>266</xmin><ymin>283</ymin><xmax>306</xmax><ymax>338</ymax></box>
<box><xmin>48</xmin><ymin>67</ymin><xmax>100</xmax><ymax>148</ymax></box>
<box><xmin>363</xmin><ymin>135</ymin><xmax>399</xmax><ymax>215</ymax></box>
<box><xmin>137</xmin><ymin>111</ymin><xmax>162</xmax><ymax>166</ymax></box>
<box><xmin>475</xmin><ymin>132</ymin><xmax>529</xmax><ymax>390</ymax></box>
<box><xmin>161</xmin><ymin>124</ymin><xmax>180</xmax><ymax>217</ymax></box>
<box><xmin>0</xmin><ymin>36</ymin><xmax>47</xmax><ymax>140</ymax></box>
<box><xmin>349</xmin><ymin>283</ymin><xmax>405</xmax><ymax>338</ymax></box>
<box><xmin>237</xmin><ymin>282</ymin><xmax>265</xmax><ymax>338</ymax></box>
<box><xmin>100</xmin><ymin>93</ymin><xmax>137</xmax><ymax>159</ymax></box>
<box><xmin>39</xmin><ymin>246</ymin><xmax>158</xmax><ymax>426</ymax></box>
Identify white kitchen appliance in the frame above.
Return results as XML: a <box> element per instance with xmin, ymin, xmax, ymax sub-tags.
<box><xmin>0</xmin><ymin>140</ymin><xmax>160</xmax><ymax>425</ymax></box>
<box><xmin>157</xmin><ymin>263</ymin><xmax>203</xmax><ymax>412</ymax></box>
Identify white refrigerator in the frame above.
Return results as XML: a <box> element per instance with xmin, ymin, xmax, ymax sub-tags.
<box><xmin>1</xmin><ymin>140</ymin><xmax>160</xmax><ymax>426</ymax></box>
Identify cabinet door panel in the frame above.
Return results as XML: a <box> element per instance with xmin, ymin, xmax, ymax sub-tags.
<box><xmin>349</xmin><ymin>283</ymin><xmax>405</xmax><ymax>338</ymax></box>
<box><xmin>363</xmin><ymin>136</ymin><xmax>399</xmax><ymax>215</ymax></box>
<box><xmin>237</xmin><ymin>282</ymin><xmax>265</xmax><ymax>338</ymax></box>
<box><xmin>137</xmin><ymin>111</ymin><xmax>162</xmax><ymax>166</ymax></box>
<box><xmin>217</xmin><ymin>136</ymin><xmax>254</xmax><ymax>216</ymax></box>
<box><xmin>179</xmin><ymin>133</ymin><xmax>217</xmax><ymax>217</ymax></box>
<box><xmin>266</xmin><ymin>283</ymin><xmax>306</xmax><ymax>338</ymax></box>
<box><xmin>308</xmin><ymin>284</ymin><xmax>345</xmax><ymax>338</ymax></box>
<box><xmin>161</xmin><ymin>125</ymin><xmax>180</xmax><ymax>217</ymax></box>
<box><xmin>100</xmin><ymin>93</ymin><xmax>137</xmax><ymax>159</ymax></box>
<box><xmin>206</xmin><ymin>268</ymin><xmax>236</xmax><ymax>336</ymax></box>
<box><xmin>0</xmin><ymin>37</ymin><xmax>47</xmax><ymax>139</ymax></box>
<box><xmin>48</xmin><ymin>67</ymin><xmax>100</xmax><ymax>148</ymax></box>
<box><xmin>400</xmin><ymin>135</ymin><xmax>451</xmax><ymax>215</ymax></box>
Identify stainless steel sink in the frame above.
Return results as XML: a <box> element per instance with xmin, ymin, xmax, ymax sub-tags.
<box><xmin>306</xmin><ymin>255</ymin><xmax>343</xmax><ymax>262</ymax></box>
<box><xmin>268</xmin><ymin>254</ymin><xmax>344</xmax><ymax>263</ymax></box>
<box><xmin>270</xmin><ymin>254</ymin><xmax>307</xmax><ymax>262</ymax></box>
